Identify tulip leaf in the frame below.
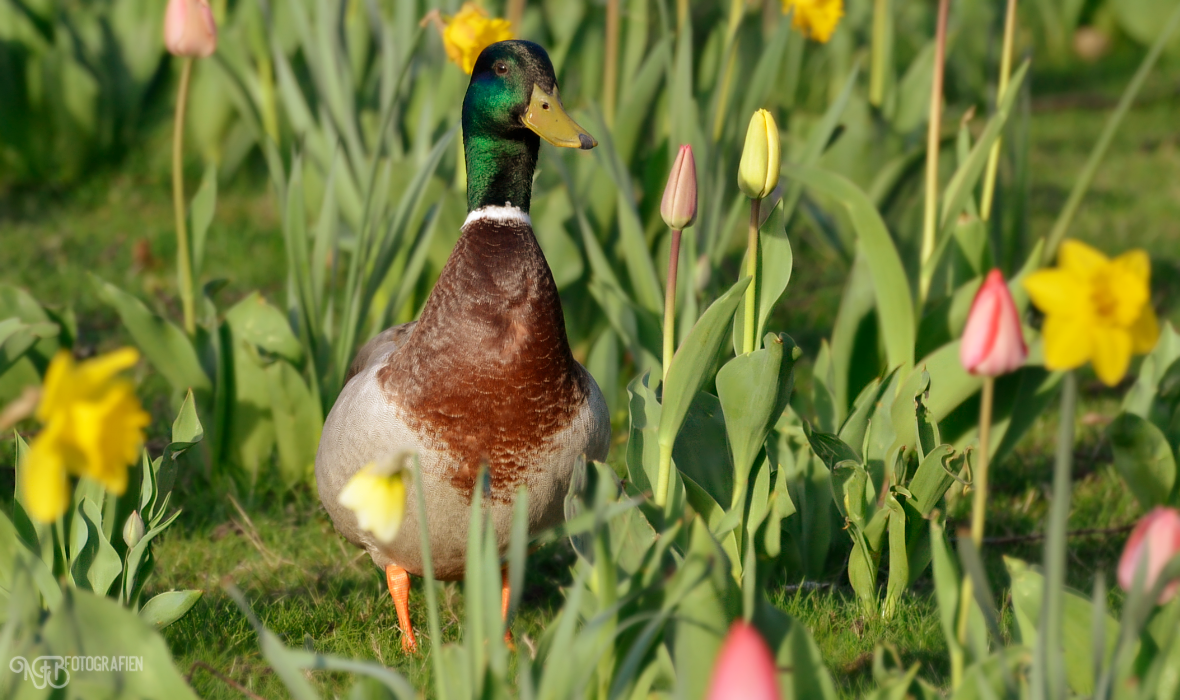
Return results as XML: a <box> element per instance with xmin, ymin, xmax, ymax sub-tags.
<box><xmin>139</xmin><ymin>589</ymin><xmax>203</xmax><ymax>629</ymax></box>
<box><xmin>733</xmin><ymin>212</ymin><xmax>795</xmax><ymax>355</ymax></box>
<box><xmin>908</xmin><ymin>444</ymin><xmax>956</xmax><ymax>516</ymax></box>
<box><xmin>1109</xmin><ymin>412</ymin><xmax>1177</xmax><ymax>510</ymax></box>
<box><xmin>626</xmin><ymin>372</ymin><xmax>663</xmax><ymax>498</ymax></box>
<box><xmin>658</xmin><ymin>277</ymin><xmax>749</xmax><ymax>453</ymax></box>
<box><xmin>70</xmin><ymin>497</ymin><xmax>121</xmax><ymax>598</ymax></box>
<box><xmin>616</xmin><ymin>190</ymin><xmax>664</xmax><ymax>316</ymax></box>
<box><xmin>190</xmin><ymin>163</ymin><xmax>217</xmax><ymax>280</ymax></box>
<box><xmin>882</xmin><ymin>494</ymin><xmax>909</xmax><ymax>620</ymax></box>
<box><xmin>673</xmin><ymin>391</ymin><xmax>735</xmax><ymax>512</ymax></box>
<box><xmin>716</xmin><ymin>334</ymin><xmax>798</xmax><ymax>504</ymax></box>
<box><xmin>1006</xmin><ymin>556</ymin><xmax>1123</xmax><ymax>696</ymax></box>
<box><xmin>93</xmin><ymin>276</ymin><xmax>211</xmax><ymax>395</ymax></box>
<box><xmin>783</xmin><ymin>164</ymin><xmax>914</xmax><ymax>377</ymax></box>
<box><xmin>265</xmin><ymin>359</ymin><xmax>323</xmax><ymax>488</ymax></box>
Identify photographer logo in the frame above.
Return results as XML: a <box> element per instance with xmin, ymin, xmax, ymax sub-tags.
<box><xmin>10</xmin><ymin>655</ymin><xmax>144</xmax><ymax>689</ymax></box>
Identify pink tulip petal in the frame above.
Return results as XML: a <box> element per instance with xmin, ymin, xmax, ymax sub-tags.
<box><xmin>1118</xmin><ymin>507</ymin><xmax>1180</xmax><ymax>604</ymax></box>
<box><xmin>706</xmin><ymin>622</ymin><xmax>781</xmax><ymax>700</ymax></box>
<box><xmin>960</xmin><ymin>269</ymin><xmax>1028</xmax><ymax>377</ymax></box>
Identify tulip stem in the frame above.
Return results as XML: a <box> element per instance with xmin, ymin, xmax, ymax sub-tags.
<box><xmin>172</xmin><ymin>57</ymin><xmax>197</xmax><ymax>336</ymax></box>
<box><xmin>663</xmin><ymin>229</ymin><xmax>682</xmax><ymax>384</ymax></box>
<box><xmin>970</xmin><ymin>377</ymin><xmax>995</xmax><ymax>546</ymax></box>
<box><xmin>917</xmin><ymin>0</ymin><xmax>949</xmax><ymax>308</ymax></box>
<box><xmin>507</xmin><ymin>0</ymin><xmax>525</xmax><ymax>29</ymax></box>
<box><xmin>980</xmin><ymin>0</ymin><xmax>1017</xmax><ymax>223</ymax></box>
<box><xmin>743</xmin><ymin>199</ymin><xmax>761</xmax><ymax>355</ymax></box>
<box><xmin>603</xmin><ymin>0</ymin><xmax>619</xmax><ymax>128</ymax></box>
<box><xmin>953</xmin><ymin>375</ymin><xmax>995</xmax><ymax>686</ymax></box>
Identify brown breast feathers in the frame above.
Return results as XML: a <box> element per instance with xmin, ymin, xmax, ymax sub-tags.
<box><xmin>378</xmin><ymin>213</ymin><xmax>588</xmax><ymax>500</ymax></box>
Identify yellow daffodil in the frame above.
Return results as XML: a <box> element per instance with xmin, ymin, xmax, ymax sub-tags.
<box><xmin>338</xmin><ymin>458</ymin><xmax>409</xmax><ymax>543</ymax></box>
<box><xmin>1023</xmin><ymin>240</ymin><xmax>1159</xmax><ymax>386</ymax></box>
<box><xmin>442</xmin><ymin>3</ymin><xmax>513</xmax><ymax>74</ymax></box>
<box><xmin>782</xmin><ymin>0</ymin><xmax>844</xmax><ymax>43</ymax></box>
<box><xmin>21</xmin><ymin>348</ymin><xmax>151</xmax><ymax>522</ymax></box>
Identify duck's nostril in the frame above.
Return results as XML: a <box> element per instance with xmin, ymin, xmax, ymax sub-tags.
<box><xmin>542</xmin><ymin>102</ymin><xmax>550</xmax><ymax>110</ymax></box>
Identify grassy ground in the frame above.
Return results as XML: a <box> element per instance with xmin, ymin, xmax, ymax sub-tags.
<box><xmin>2</xmin><ymin>53</ymin><xmax>1179</xmax><ymax>698</ymax></box>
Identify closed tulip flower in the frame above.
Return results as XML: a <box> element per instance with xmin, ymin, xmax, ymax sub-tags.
<box><xmin>164</xmin><ymin>0</ymin><xmax>217</xmax><ymax>59</ymax></box>
<box><xmin>960</xmin><ymin>269</ymin><xmax>1028</xmax><ymax>376</ymax></box>
<box><xmin>1118</xmin><ymin>507</ymin><xmax>1180</xmax><ymax>604</ymax></box>
<box><xmin>706</xmin><ymin>622</ymin><xmax>781</xmax><ymax>700</ymax></box>
<box><xmin>661</xmin><ymin>145</ymin><xmax>697</xmax><ymax>231</ymax></box>
<box><xmin>738</xmin><ymin>110</ymin><xmax>781</xmax><ymax>200</ymax></box>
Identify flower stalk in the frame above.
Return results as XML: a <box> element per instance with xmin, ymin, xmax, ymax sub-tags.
<box><xmin>744</xmin><ymin>200</ymin><xmax>761</xmax><ymax>354</ymax></box>
<box><xmin>980</xmin><ymin>0</ymin><xmax>1018</xmax><ymax>221</ymax></box>
<box><xmin>918</xmin><ymin>0</ymin><xmax>950</xmax><ymax>307</ymax></box>
<box><xmin>603</xmin><ymin>0</ymin><xmax>620</xmax><ymax>127</ymax></box>
<box><xmin>737</xmin><ymin>110</ymin><xmax>780</xmax><ymax>355</ymax></box>
<box><xmin>172</xmin><ymin>57</ymin><xmax>197</xmax><ymax>336</ymax></box>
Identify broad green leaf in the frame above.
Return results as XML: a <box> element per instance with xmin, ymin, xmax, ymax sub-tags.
<box><xmin>658</xmin><ymin>277</ymin><xmax>749</xmax><ymax>453</ymax></box>
<box><xmin>139</xmin><ymin>589</ymin><xmax>202</xmax><ymax>629</ymax></box>
<box><xmin>908</xmin><ymin>445</ymin><xmax>955</xmax><ymax>516</ymax></box>
<box><xmin>786</xmin><ymin>164</ymin><xmax>914</xmax><ymax>377</ymax></box>
<box><xmin>732</xmin><ymin>215</ymin><xmax>794</xmax><ymax>354</ymax></box>
<box><xmin>93</xmin><ymin>277</ymin><xmax>211</xmax><ymax>394</ymax></box>
<box><xmin>1109</xmin><ymin>412</ymin><xmax>1177</xmax><ymax>509</ymax></box>
<box><xmin>34</xmin><ymin>588</ymin><xmax>200</xmax><ymax>699</ymax></box>
<box><xmin>674</xmin><ymin>391</ymin><xmax>735</xmax><ymax>512</ymax></box>
<box><xmin>716</xmin><ymin>334</ymin><xmax>798</xmax><ymax>504</ymax></box>
<box><xmin>265</xmin><ymin>359</ymin><xmax>323</xmax><ymax>487</ymax></box>
<box><xmin>1006</xmin><ymin>557</ymin><xmax>1123</xmax><ymax>696</ymax></box>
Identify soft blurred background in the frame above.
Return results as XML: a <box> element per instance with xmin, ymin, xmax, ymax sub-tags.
<box><xmin>2</xmin><ymin>0</ymin><xmax>1180</xmax><ymax>696</ymax></box>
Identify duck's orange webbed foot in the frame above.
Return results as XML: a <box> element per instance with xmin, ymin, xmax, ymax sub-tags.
<box><xmin>385</xmin><ymin>564</ymin><xmax>418</xmax><ymax>653</ymax></box>
<box><xmin>501</xmin><ymin>567</ymin><xmax>515</xmax><ymax>648</ymax></box>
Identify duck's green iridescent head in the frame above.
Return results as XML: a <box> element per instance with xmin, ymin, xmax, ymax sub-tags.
<box><xmin>462</xmin><ymin>40</ymin><xmax>596</xmax><ymax>213</ymax></box>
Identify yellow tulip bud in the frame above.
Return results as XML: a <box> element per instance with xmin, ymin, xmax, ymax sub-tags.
<box><xmin>737</xmin><ymin>109</ymin><xmax>781</xmax><ymax>200</ymax></box>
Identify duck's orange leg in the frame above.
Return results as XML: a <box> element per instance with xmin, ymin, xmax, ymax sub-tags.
<box><xmin>385</xmin><ymin>565</ymin><xmax>418</xmax><ymax>653</ymax></box>
<box><xmin>501</xmin><ymin>567</ymin><xmax>515</xmax><ymax>646</ymax></box>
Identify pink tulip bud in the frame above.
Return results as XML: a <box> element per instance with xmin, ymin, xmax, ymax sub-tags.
<box><xmin>706</xmin><ymin>621</ymin><xmax>781</xmax><ymax>700</ymax></box>
<box><xmin>661</xmin><ymin>144</ymin><xmax>697</xmax><ymax>230</ymax></box>
<box><xmin>960</xmin><ymin>269</ymin><xmax>1027</xmax><ymax>377</ymax></box>
<box><xmin>164</xmin><ymin>0</ymin><xmax>217</xmax><ymax>59</ymax></box>
<box><xmin>1118</xmin><ymin>507</ymin><xmax>1180</xmax><ymax>604</ymax></box>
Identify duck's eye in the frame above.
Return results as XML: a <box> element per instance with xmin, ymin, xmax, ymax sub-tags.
<box><xmin>494</xmin><ymin>62</ymin><xmax>509</xmax><ymax>76</ymax></box>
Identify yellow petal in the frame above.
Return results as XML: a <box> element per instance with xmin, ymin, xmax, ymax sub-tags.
<box><xmin>36</xmin><ymin>350</ymin><xmax>77</xmax><ymax>422</ymax></box>
<box><xmin>76</xmin><ymin>348</ymin><xmax>141</xmax><ymax>393</ymax></box>
<box><xmin>1130</xmin><ymin>304</ymin><xmax>1160</xmax><ymax>354</ymax></box>
<box><xmin>338</xmin><ymin>464</ymin><xmax>408</xmax><ymax>543</ymax></box>
<box><xmin>71</xmin><ymin>382</ymin><xmax>148</xmax><ymax>494</ymax></box>
<box><xmin>1023</xmin><ymin>269</ymin><xmax>1090</xmax><ymax>318</ymax></box>
<box><xmin>22</xmin><ymin>426</ymin><xmax>72</xmax><ymax>523</ymax></box>
<box><xmin>1112</xmin><ymin>249</ymin><xmax>1151</xmax><ymax>285</ymax></box>
<box><xmin>1041</xmin><ymin>315</ymin><xmax>1092</xmax><ymax>371</ymax></box>
<box><xmin>1058</xmin><ymin>239</ymin><xmax>1109</xmax><ymax>277</ymax></box>
<box><xmin>1091</xmin><ymin>327</ymin><xmax>1133</xmax><ymax>386</ymax></box>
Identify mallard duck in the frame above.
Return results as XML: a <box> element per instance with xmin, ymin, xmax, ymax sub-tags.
<box><xmin>315</xmin><ymin>40</ymin><xmax>611</xmax><ymax>652</ymax></box>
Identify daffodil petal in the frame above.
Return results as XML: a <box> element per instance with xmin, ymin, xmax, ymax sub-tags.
<box><xmin>1023</xmin><ymin>269</ymin><xmax>1090</xmax><ymax>317</ymax></box>
<box><xmin>1130</xmin><ymin>304</ymin><xmax>1161</xmax><ymax>354</ymax></box>
<box><xmin>1113</xmin><ymin>249</ymin><xmax>1151</xmax><ymax>285</ymax></box>
<box><xmin>1091</xmin><ymin>327</ymin><xmax>1133</xmax><ymax>386</ymax></box>
<box><xmin>22</xmin><ymin>432</ymin><xmax>71</xmax><ymax>523</ymax></box>
<box><xmin>1041</xmin><ymin>315</ymin><xmax>1093</xmax><ymax>371</ymax></box>
<box><xmin>36</xmin><ymin>351</ymin><xmax>76</xmax><ymax>422</ymax></box>
<box><xmin>1058</xmin><ymin>239</ymin><xmax>1109</xmax><ymax>277</ymax></box>
<box><xmin>339</xmin><ymin>466</ymin><xmax>408</xmax><ymax>544</ymax></box>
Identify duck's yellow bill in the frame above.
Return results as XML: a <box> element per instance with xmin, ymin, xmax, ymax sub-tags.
<box><xmin>522</xmin><ymin>85</ymin><xmax>597</xmax><ymax>150</ymax></box>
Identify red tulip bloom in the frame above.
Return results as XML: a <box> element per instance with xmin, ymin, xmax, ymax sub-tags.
<box><xmin>706</xmin><ymin>621</ymin><xmax>781</xmax><ymax>700</ymax></box>
<box><xmin>1118</xmin><ymin>507</ymin><xmax>1180</xmax><ymax>604</ymax></box>
<box><xmin>164</xmin><ymin>0</ymin><xmax>217</xmax><ymax>58</ymax></box>
<box><xmin>960</xmin><ymin>269</ymin><xmax>1027</xmax><ymax>376</ymax></box>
